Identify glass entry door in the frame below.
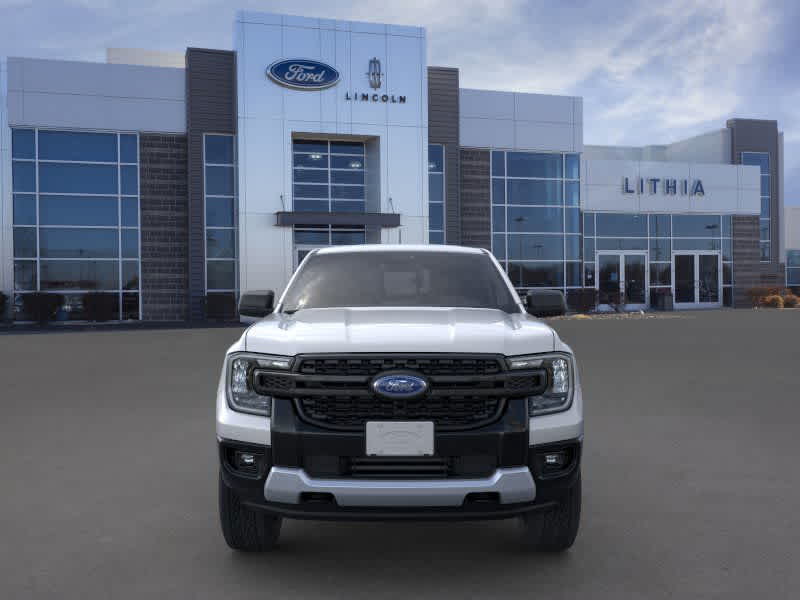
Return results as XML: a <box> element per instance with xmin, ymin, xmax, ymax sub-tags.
<box><xmin>672</xmin><ymin>252</ymin><xmax>721</xmax><ymax>308</ymax></box>
<box><xmin>596</xmin><ymin>252</ymin><xmax>648</xmax><ymax>310</ymax></box>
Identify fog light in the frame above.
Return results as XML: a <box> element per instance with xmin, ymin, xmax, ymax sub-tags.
<box><xmin>237</xmin><ymin>453</ymin><xmax>256</xmax><ymax>467</ymax></box>
<box><xmin>544</xmin><ymin>452</ymin><xmax>567</xmax><ymax>467</ymax></box>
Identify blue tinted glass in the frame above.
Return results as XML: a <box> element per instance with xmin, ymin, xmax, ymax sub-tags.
<box><xmin>566</xmin><ymin>262</ymin><xmax>581</xmax><ymax>287</ymax></box>
<box><xmin>565</xmin><ymin>235</ymin><xmax>581</xmax><ymax>260</ymax></box>
<box><xmin>789</xmin><ymin>268</ymin><xmax>800</xmax><ymax>285</ymax></box>
<box><xmin>293</xmin><ymin>168</ymin><xmax>328</xmax><ymax>184</ymax></box>
<box><xmin>294</xmin><ymin>200</ymin><xmax>328</xmax><ymax>212</ymax></box>
<box><xmin>122</xmin><ymin>261</ymin><xmax>139</xmax><ymax>290</ymax></box>
<box><xmin>40</xmin><ymin>260</ymin><xmax>119</xmax><ymax>290</ymax></box>
<box><xmin>12</xmin><ymin>129</ymin><xmax>35</xmax><ymax>159</ymax></box>
<box><xmin>207</xmin><ymin>260</ymin><xmax>236</xmax><ymax>290</ymax></box>
<box><xmin>492</xmin><ymin>235</ymin><xmax>506</xmax><ymax>259</ymax></box>
<box><xmin>723</xmin><ymin>263</ymin><xmax>732</xmax><ymax>285</ymax></box>
<box><xmin>492</xmin><ymin>179</ymin><xmax>505</xmax><ymax>205</ymax></box>
<box><xmin>565</xmin><ymin>154</ymin><xmax>579</xmax><ymax>179</ymax></box>
<box><xmin>120</xmin><ymin>135</ymin><xmax>138</xmax><ymax>163</ymax></box>
<box><xmin>121</xmin><ymin>165</ymin><xmax>138</xmax><ymax>195</ymax></box>
<box><xmin>14</xmin><ymin>227</ymin><xmax>37</xmax><ymax>258</ymax></box>
<box><xmin>40</xmin><ymin>228</ymin><xmax>118</xmax><ymax>258</ymax></box>
<box><xmin>14</xmin><ymin>261</ymin><xmax>37</xmax><ymax>291</ymax></box>
<box><xmin>206</xmin><ymin>166</ymin><xmax>235</xmax><ymax>195</ymax></box>
<box><xmin>507</xmin><ymin>261</ymin><xmax>563</xmax><ymax>288</ymax></box>
<box><xmin>40</xmin><ymin>195</ymin><xmax>118</xmax><ymax>226</ymax></box>
<box><xmin>584</xmin><ymin>262</ymin><xmax>595</xmax><ymax>286</ymax></box>
<box><xmin>761</xmin><ymin>197</ymin><xmax>770</xmax><ymax>218</ymax></box>
<box><xmin>332</xmin><ymin>170</ymin><xmax>364</xmax><ymax>185</ymax></box>
<box><xmin>429</xmin><ymin>203</ymin><xmax>444</xmax><ymax>230</ymax></box>
<box><xmin>760</xmin><ymin>175</ymin><xmax>770</xmax><ymax>196</ymax></box>
<box><xmin>122</xmin><ymin>229</ymin><xmax>139</xmax><ymax>258</ymax></box>
<box><xmin>759</xmin><ymin>220</ymin><xmax>770</xmax><ymax>240</ymax></box>
<box><xmin>649</xmin><ymin>238</ymin><xmax>671</xmax><ymax>261</ymax></box>
<box><xmin>741</xmin><ymin>152</ymin><xmax>769</xmax><ymax>174</ymax></box>
<box><xmin>331</xmin><ymin>230</ymin><xmax>366</xmax><ymax>245</ymax></box>
<box><xmin>206</xmin><ymin>229</ymin><xmax>236</xmax><ymax>258</ymax></box>
<box><xmin>787</xmin><ymin>250</ymin><xmax>800</xmax><ymax>268</ymax></box>
<box><xmin>565</xmin><ymin>181</ymin><xmax>579</xmax><ymax>206</ymax></box>
<box><xmin>650</xmin><ymin>264</ymin><xmax>671</xmax><ymax>286</ymax></box>
<box><xmin>205</xmin><ymin>135</ymin><xmax>234</xmax><ymax>164</ymax></box>
<box><xmin>38</xmin><ymin>131</ymin><xmax>117</xmax><ymax>162</ymax></box>
<box><xmin>294</xmin><ymin>184</ymin><xmax>328</xmax><ymax>199</ymax></box>
<box><xmin>722</xmin><ymin>238</ymin><xmax>732</xmax><ymax>261</ymax></box>
<box><xmin>206</xmin><ymin>197</ymin><xmax>234</xmax><ymax>227</ymax></box>
<box><xmin>760</xmin><ymin>242</ymin><xmax>770</xmax><ymax>261</ymax></box>
<box><xmin>331</xmin><ymin>201</ymin><xmax>365</xmax><ymax>213</ymax></box>
<box><xmin>507</xmin><ymin>180</ymin><xmax>562</xmax><ymax>205</ymax></box>
<box><xmin>294</xmin><ymin>153</ymin><xmax>329</xmax><ymax>168</ymax></box>
<box><xmin>649</xmin><ymin>214</ymin><xmax>671</xmax><ymax>237</ymax></box>
<box><xmin>428</xmin><ymin>174</ymin><xmax>443</xmax><ymax>203</ymax></box>
<box><xmin>673</xmin><ymin>238</ymin><xmax>721</xmax><ymax>251</ymax></box>
<box><xmin>507</xmin><ymin>153</ymin><xmax>562</xmax><ymax>178</ymax></box>
<box><xmin>721</xmin><ymin>215</ymin><xmax>732</xmax><ymax>237</ymax></box>
<box><xmin>121</xmin><ymin>293</ymin><xmax>138</xmax><ymax>320</ymax></box>
<box><xmin>507</xmin><ymin>235</ymin><xmax>564</xmax><ymax>260</ymax></box>
<box><xmin>673</xmin><ymin>214</ymin><xmax>721</xmax><ymax>237</ymax></box>
<box><xmin>491</xmin><ymin>151</ymin><xmax>505</xmax><ymax>177</ymax></box>
<box><xmin>596</xmin><ymin>238</ymin><xmax>647</xmax><ymax>251</ymax></box>
<box><xmin>121</xmin><ymin>198</ymin><xmax>138</xmax><ymax>226</ymax></box>
<box><xmin>428</xmin><ymin>145</ymin><xmax>444</xmax><ymax>172</ymax></box>
<box><xmin>583</xmin><ymin>213</ymin><xmax>594</xmax><ymax>236</ymax></box>
<box><xmin>330</xmin><ymin>141</ymin><xmax>364</xmax><ymax>155</ymax></box>
<box><xmin>294</xmin><ymin>229</ymin><xmax>329</xmax><ymax>244</ymax></box>
<box><xmin>507</xmin><ymin>206</ymin><xmax>563</xmax><ymax>233</ymax></box>
<box><xmin>13</xmin><ymin>194</ymin><xmax>36</xmax><ymax>225</ymax></box>
<box><xmin>331</xmin><ymin>185</ymin><xmax>364</xmax><ymax>200</ymax></box>
<box><xmin>565</xmin><ymin>207</ymin><xmax>580</xmax><ymax>233</ymax></box>
<box><xmin>331</xmin><ymin>155</ymin><xmax>363</xmax><ymax>169</ymax></box>
<box><xmin>39</xmin><ymin>163</ymin><xmax>118</xmax><ymax>194</ymax></box>
<box><xmin>492</xmin><ymin>206</ymin><xmax>505</xmax><ymax>232</ymax></box>
<box><xmin>429</xmin><ymin>231</ymin><xmax>444</xmax><ymax>245</ymax></box>
<box><xmin>583</xmin><ymin>238</ymin><xmax>594</xmax><ymax>261</ymax></box>
<box><xmin>595</xmin><ymin>213</ymin><xmax>647</xmax><ymax>237</ymax></box>
<box><xmin>293</xmin><ymin>140</ymin><xmax>328</xmax><ymax>154</ymax></box>
<box><xmin>12</xmin><ymin>161</ymin><xmax>36</xmax><ymax>192</ymax></box>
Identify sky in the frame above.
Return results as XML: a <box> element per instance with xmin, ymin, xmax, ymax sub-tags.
<box><xmin>1</xmin><ymin>0</ymin><xmax>798</xmax><ymax>205</ymax></box>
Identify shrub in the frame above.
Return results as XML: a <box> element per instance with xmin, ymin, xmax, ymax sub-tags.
<box><xmin>782</xmin><ymin>294</ymin><xmax>799</xmax><ymax>308</ymax></box>
<box><xmin>83</xmin><ymin>292</ymin><xmax>118</xmax><ymax>322</ymax></box>
<box><xmin>21</xmin><ymin>293</ymin><xmax>64</xmax><ymax>324</ymax></box>
<box><xmin>762</xmin><ymin>295</ymin><xmax>784</xmax><ymax>309</ymax></box>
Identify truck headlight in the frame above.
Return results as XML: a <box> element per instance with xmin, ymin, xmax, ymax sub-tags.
<box><xmin>508</xmin><ymin>353</ymin><xmax>574</xmax><ymax>416</ymax></box>
<box><xmin>226</xmin><ymin>353</ymin><xmax>291</xmax><ymax>416</ymax></box>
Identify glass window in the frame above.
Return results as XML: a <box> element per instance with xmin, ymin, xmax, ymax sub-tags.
<box><xmin>121</xmin><ymin>165</ymin><xmax>138</xmax><ymax>195</ymax></box>
<box><xmin>40</xmin><ymin>260</ymin><xmax>119</xmax><ymax>290</ymax></box>
<box><xmin>428</xmin><ymin>231</ymin><xmax>444</xmax><ymax>244</ymax></box>
<box><xmin>39</xmin><ymin>163</ymin><xmax>118</xmax><ymax>194</ymax></box>
<box><xmin>595</xmin><ymin>213</ymin><xmax>647</xmax><ymax>237</ymax></box>
<box><xmin>429</xmin><ymin>173</ymin><xmax>444</xmax><ymax>204</ymax></box>
<box><xmin>507</xmin><ymin>206</ymin><xmax>563</xmax><ymax>233</ymax></box>
<box><xmin>428</xmin><ymin>145</ymin><xmax>444</xmax><ymax>172</ymax></box>
<box><xmin>331</xmin><ymin>230</ymin><xmax>367</xmax><ymax>245</ymax></box>
<box><xmin>507</xmin><ymin>234</ymin><xmax>564</xmax><ymax>260</ymax></box>
<box><xmin>583</xmin><ymin>213</ymin><xmax>594</xmax><ymax>237</ymax></box>
<box><xmin>723</xmin><ymin>287</ymin><xmax>732</xmax><ymax>307</ymax></box>
<box><xmin>672</xmin><ymin>215</ymin><xmax>721</xmax><ymax>237</ymax></box>
<box><xmin>331</xmin><ymin>155</ymin><xmax>363</xmax><ymax>170</ymax></box>
<box><xmin>583</xmin><ymin>238</ymin><xmax>594</xmax><ymax>261</ymax></box>
<box><xmin>673</xmin><ymin>238</ymin><xmax>721</xmax><ymax>251</ymax></box>
<box><xmin>760</xmin><ymin>242</ymin><xmax>770</xmax><ymax>261</ymax></box>
<box><xmin>293</xmin><ymin>140</ymin><xmax>328</xmax><ymax>154</ymax></box>
<box><xmin>491</xmin><ymin>151</ymin><xmax>505</xmax><ymax>177</ymax></box>
<box><xmin>40</xmin><ymin>195</ymin><xmax>118</xmax><ymax>226</ymax></box>
<box><xmin>565</xmin><ymin>235</ymin><xmax>581</xmax><ymax>260</ymax></box>
<box><xmin>565</xmin><ymin>181</ymin><xmax>580</xmax><ymax>206</ymax></box>
<box><xmin>207</xmin><ymin>260</ymin><xmax>236</xmax><ymax>290</ymax></box>
<box><xmin>121</xmin><ymin>198</ymin><xmax>139</xmax><ymax>227</ymax></box>
<box><xmin>122</xmin><ymin>293</ymin><xmax>139</xmax><ymax>320</ymax></box>
<box><xmin>120</xmin><ymin>135</ymin><xmax>138</xmax><ymax>163</ymax></box>
<box><xmin>205</xmin><ymin>135</ymin><xmax>234</xmax><ymax>164</ymax></box>
<box><xmin>13</xmin><ymin>194</ymin><xmax>36</xmax><ymax>225</ymax></box>
<box><xmin>331</xmin><ymin>170</ymin><xmax>364</xmax><ymax>185</ymax></box>
<box><xmin>39</xmin><ymin>228</ymin><xmax>118</xmax><ymax>258</ymax></box>
<box><xmin>294</xmin><ymin>184</ymin><xmax>329</xmax><ymax>199</ymax></box>
<box><xmin>787</xmin><ymin>251</ymin><xmax>800</xmax><ymax>268</ymax></box>
<box><xmin>723</xmin><ymin>263</ymin><xmax>732</xmax><ymax>285</ymax></box>
<box><xmin>492</xmin><ymin>235</ymin><xmax>506</xmax><ymax>260</ymax></box>
<box><xmin>12</xmin><ymin>161</ymin><xmax>36</xmax><ymax>192</ymax></box>
<box><xmin>293</xmin><ymin>168</ymin><xmax>328</xmax><ymax>184</ymax></box>
<box><xmin>207</xmin><ymin>229</ymin><xmax>236</xmax><ymax>258</ymax></box>
<box><xmin>429</xmin><ymin>203</ymin><xmax>444</xmax><ymax>231</ymax></box>
<box><xmin>206</xmin><ymin>197</ymin><xmax>234</xmax><ymax>227</ymax></box>
<box><xmin>507</xmin><ymin>152</ymin><xmax>562</xmax><ymax>178</ymax></box>
<box><xmin>759</xmin><ymin>219</ymin><xmax>770</xmax><ymax>241</ymax></box>
<box><xmin>294</xmin><ymin>153</ymin><xmax>329</xmax><ymax>168</ymax></box>
<box><xmin>12</xmin><ymin>129</ymin><xmax>36</xmax><ymax>159</ymax></box>
<box><xmin>294</xmin><ymin>199</ymin><xmax>328</xmax><ymax>212</ymax></box>
<box><xmin>294</xmin><ymin>229</ymin><xmax>329</xmax><ymax>244</ymax></box>
<box><xmin>650</xmin><ymin>264</ymin><xmax>671</xmax><ymax>286</ymax></box>
<box><xmin>565</xmin><ymin>207</ymin><xmax>580</xmax><ymax>233</ymax></box>
<box><xmin>649</xmin><ymin>238</ymin><xmax>671</xmax><ymax>261</ymax></box>
<box><xmin>584</xmin><ymin>262</ymin><xmax>595</xmax><ymax>287</ymax></box>
<box><xmin>121</xmin><ymin>229</ymin><xmax>139</xmax><ymax>258</ymax></box>
<box><xmin>721</xmin><ymin>215</ymin><xmax>732</xmax><ymax>237</ymax></box>
<box><xmin>565</xmin><ymin>154</ymin><xmax>580</xmax><ymax>180</ymax></box>
<box><xmin>596</xmin><ymin>238</ymin><xmax>647</xmax><ymax>251</ymax></box>
<box><xmin>649</xmin><ymin>214</ymin><xmax>671</xmax><ymax>238</ymax></box>
<box><xmin>122</xmin><ymin>261</ymin><xmax>139</xmax><ymax>290</ymax></box>
<box><xmin>38</xmin><ymin>130</ymin><xmax>117</xmax><ymax>162</ymax></box>
<box><xmin>741</xmin><ymin>152</ymin><xmax>769</xmax><ymax>174</ymax></box>
<box><xmin>507</xmin><ymin>261</ymin><xmax>564</xmax><ymax>288</ymax></box>
<box><xmin>13</xmin><ymin>228</ymin><xmax>37</xmax><ymax>258</ymax></box>
<box><xmin>722</xmin><ymin>238</ymin><xmax>732</xmax><ymax>262</ymax></box>
<box><xmin>761</xmin><ymin>197</ymin><xmax>770</xmax><ymax>219</ymax></box>
<box><xmin>566</xmin><ymin>262</ymin><xmax>581</xmax><ymax>287</ymax></box>
<box><xmin>507</xmin><ymin>179</ymin><xmax>562</xmax><ymax>205</ymax></box>
<box><xmin>331</xmin><ymin>185</ymin><xmax>365</xmax><ymax>200</ymax></box>
<box><xmin>206</xmin><ymin>166</ymin><xmax>235</xmax><ymax>196</ymax></box>
<box><xmin>492</xmin><ymin>179</ymin><xmax>505</xmax><ymax>205</ymax></box>
<box><xmin>760</xmin><ymin>175</ymin><xmax>770</xmax><ymax>197</ymax></box>
<box><xmin>14</xmin><ymin>261</ymin><xmax>37</xmax><ymax>291</ymax></box>
<box><xmin>330</xmin><ymin>141</ymin><xmax>364</xmax><ymax>155</ymax></box>
<box><xmin>332</xmin><ymin>201</ymin><xmax>365</xmax><ymax>213</ymax></box>
<box><xmin>492</xmin><ymin>206</ymin><xmax>505</xmax><ymax>232</ymax></box>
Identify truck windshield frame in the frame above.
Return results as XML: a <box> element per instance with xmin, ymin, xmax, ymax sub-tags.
<box><xmin>280</xmin><ymin>251</ymin><xmax>521</xmax><ymax>313</ymax></box>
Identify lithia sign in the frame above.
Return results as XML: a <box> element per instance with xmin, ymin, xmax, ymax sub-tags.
<box><xmin>623</xmin><ymin>177</ymin><xmax>705</xmax><ymax>196</ymax></box>
<box><xmin>266</xmin><ymin>57</ymin><xmax>406</xmax><ymax>103</ymax></box>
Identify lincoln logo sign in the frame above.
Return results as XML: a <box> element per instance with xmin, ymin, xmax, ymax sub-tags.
<box><xmin>623</xmin><ymin>177</ymin><xmax>705</xmax><ymax>196</ymax></box>
<box><xmin>266</xmin><ymin>59</ymin><xmax>340</xmax><ymax>90</ymax></box>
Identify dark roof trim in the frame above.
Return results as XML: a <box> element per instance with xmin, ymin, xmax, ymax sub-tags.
<box><xmin>275</xmin><ymin>211</ymin><xmax>401</xmax><ymax>228</ymax></box>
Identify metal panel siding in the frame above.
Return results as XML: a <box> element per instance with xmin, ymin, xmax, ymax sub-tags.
<box><xmin>732</xmin><ymin>215</ymin><xmax>760</xmax><ymax>307</ymax></box>
<box><xmin>427</xmin><ymin>67</ymin><xmax>461</xmax><ymax>244</ymax></box>
<box><xmin>459</xmin><ymin>148</ymin><xmax>491</xmax><ymax>250</ymax></box>
<box><xmin>186</xmin><ymin>48</ymin><xmax>237</xmax><ymax>321</ymax></box>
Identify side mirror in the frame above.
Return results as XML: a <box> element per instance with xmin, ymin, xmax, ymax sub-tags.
<box><xmin>526</xmin><ymin>289</ymin><xmax>566</xmax><ymax>317</ymax></box>
<box><xmin>238</xmin><ymin>291</ymin><xmax>275</xmax><ymax>321</ymax></box>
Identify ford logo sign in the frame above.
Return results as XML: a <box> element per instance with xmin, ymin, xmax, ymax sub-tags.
<box><xmin>372</xmin><ymin>374</ymin><xmax>428</xmax><ymax>399</ymax></box>
<box><xmin>267</xmin><ymin>59</ymin><xmax>340</xmax><ymax>90</ymax></box>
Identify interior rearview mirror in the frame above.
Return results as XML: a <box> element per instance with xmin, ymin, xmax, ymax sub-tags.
<box><xmin>526</xmin><ymin>289</ymin><xmax>566</xmax><ymax>317</ymax></box>
<box><xmin>238</xmin><ymin>291</ymin><xmax>275</xmax><ymax>321</ymax></box>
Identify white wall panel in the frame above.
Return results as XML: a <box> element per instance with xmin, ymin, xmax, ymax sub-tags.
<box><xmin>514</xmin><ymin>121</ymin><xmax>574</xmax><ymax>152</ymax></box>
<box><xmin>459</xmin><ymin>117</ymin><xmax>514</xmax><ymax>149</ymax></box>
<box><xmin>460</xmin><ymin>89</ymin><xmax>514</xmax><ymax>120</ymax></box>
<box><xmin>349</xmin><ymin>33</ymin><xmax>388</xmax><ymax>126</ymax></box>
<box><xmin>514</xmin><ymin>92</ymin><xmax>572</xmax><ymax>123</ymax></box>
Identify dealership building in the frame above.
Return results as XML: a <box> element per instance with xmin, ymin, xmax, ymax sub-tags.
<box><xmin>0</xmin><ymin>10</ymin><xmax>794</xmax><ymax>321</ymax></box>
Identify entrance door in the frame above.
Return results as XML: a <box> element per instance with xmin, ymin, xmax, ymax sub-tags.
<box><xmin>596</xmin><ymin>252</ymin><xmax>648</xmax><ymax>311</ymax></box>
<box><xmin>672</xmin><ymin>252</ymin><xmax>721</xmax><ymax>309</ymax></box>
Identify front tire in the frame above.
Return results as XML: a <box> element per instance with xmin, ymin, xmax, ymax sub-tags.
<box><xmin>219</xmin><ymin>471</ymin><xmax>282</xmax><ymax>551</ymax></box>
<box><xmin>520</xmin><ymin>472</ymin><xmax>581</xmax><ymax>552</ymax></box>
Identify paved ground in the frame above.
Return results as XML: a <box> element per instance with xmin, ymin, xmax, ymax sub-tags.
<box><xmin>1</xmin><ymin>309</ymin><xmax>799</xmax><ymax>599</ymax></box>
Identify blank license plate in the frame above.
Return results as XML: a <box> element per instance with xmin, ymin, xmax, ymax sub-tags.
<box><xmin>365</xmin><ymin>421</ymin><xmax>434</xmax><ymax>456</ymax></box>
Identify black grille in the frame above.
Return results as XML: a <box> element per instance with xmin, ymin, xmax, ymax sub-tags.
<box><xmin>348</xmin><ymin>457</ymin><xmax>450</xmax><ymax>479</ymax></box>
<box><xmin>297</xmin><ymin>356</ymin><xmax>503</xmax><ymax>377</ymax></box>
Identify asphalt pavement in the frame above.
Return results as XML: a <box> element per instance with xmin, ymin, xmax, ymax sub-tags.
<box><xmin>1</xmin><ymin>309</ymin><xmax>798</xmax><ymax>599</ymax></box>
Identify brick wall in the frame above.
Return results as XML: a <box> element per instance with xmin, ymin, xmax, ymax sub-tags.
<box><xmin>459</xmin><ymin>149</ymin><xmax>491</xmax><ymax>249</ymax></box>
<box><xmin>139</xmin><ymin>134</ymin><xmax>189</xmax><ymax>321</ymax></box>
<box><xmin>732</xmin><ymin>216</ymin><xmax>760</xmax><ymax>307</ymax></box>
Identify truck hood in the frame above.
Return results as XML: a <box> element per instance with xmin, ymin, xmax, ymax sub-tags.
<box><xmin>244</xmin><ymin>307</ymin><xmax>555</xmax><ymax>356</ymax></box>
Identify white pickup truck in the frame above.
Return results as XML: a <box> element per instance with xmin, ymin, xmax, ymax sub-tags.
<box><xmin>216</xmin><ymin>245</ymin><xmax>583</xmax><ymax>551</ymax></box>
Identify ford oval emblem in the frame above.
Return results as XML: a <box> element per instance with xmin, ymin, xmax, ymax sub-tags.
<box><xmin>372</xmin><ymin>374</ymin><xmax>428</xmax><ymax>399</ymax></box>
<box><xmin>267</xmin><ymin>59</ymin><xmax>340</xmax><ymax>90</ymax></box>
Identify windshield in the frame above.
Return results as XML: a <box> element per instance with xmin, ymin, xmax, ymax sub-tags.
<box><xmin>281</xmin><ymin>251</ymin><xmax>520</xmax><ymax>313</ymax></box>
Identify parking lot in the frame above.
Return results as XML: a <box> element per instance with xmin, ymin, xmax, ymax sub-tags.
<box><xmin>1</xmin><ymin>309</ymin><xmax>798</xmax><ymax>599</ymax></box>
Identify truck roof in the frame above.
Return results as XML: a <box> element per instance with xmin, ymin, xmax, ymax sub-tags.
<box><xmin>314</xmin><ymin>244</ymin><xmax>486</xmax><ymax>255</ymax></box>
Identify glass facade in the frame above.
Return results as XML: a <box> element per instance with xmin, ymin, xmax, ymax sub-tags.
<box><xmin>788</xmin><ymin>250</ymin><xmax>800</xmax><ymax>287</ymax></box>
<box><xmin>491</xmin><ymin>150</ymin><xmax>581</xmax><ymax>292</ymax></box>
<box><xmin>11</xmin><ymin>128</ymin><xmax>141</xmax><ymax>320</ymax></box>
<box><xmin>204</xmin><ymin>134</ymin><xmax>238</xmax><ymax>295</ymax></box>
<box><xmin>742</xmin><ymin>152</ymin><xmax>770</xmax><ymax>261</ymax></box>
<box><xmin>292</xmin><ymin>140</ymin><xmax>365</xmax><ymax>212</ymax></box>
<box><xmin>428</xmin><ymin>144</ymin><xmax>445</xmax><ymax>244</ymax></box>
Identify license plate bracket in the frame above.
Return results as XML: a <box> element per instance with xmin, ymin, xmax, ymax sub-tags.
<box><xmin>365</xmin><ymin>421</ymin><xmax>435</xmax><ymax>457</ymax></box>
